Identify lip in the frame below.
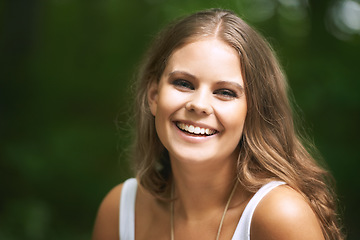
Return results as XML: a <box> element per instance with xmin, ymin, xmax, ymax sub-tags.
<box><xmin>172</xmin><ymin>120</ymin><xmax>219</xmax><ymax>143</ymax></box>
<box><xmin>174</xmin><ymin>120</ymin><xmax>218</xmax><ymax>132</ymax></box>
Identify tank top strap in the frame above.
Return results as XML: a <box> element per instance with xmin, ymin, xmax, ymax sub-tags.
<box><xmin>119</xmin><ymin>178</ymin><xmax>137</xmax><ymax>240</ymax></box>
<box><xmin>232</xmin><ymin>181</ymin><xmax>286</xmax><ymax>240</ymax></box>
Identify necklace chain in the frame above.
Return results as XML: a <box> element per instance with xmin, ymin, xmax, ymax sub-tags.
<box><xmin>170</xmin><ymin>181</ymin><xmax>239</xmax><ymax>240</ymax></box>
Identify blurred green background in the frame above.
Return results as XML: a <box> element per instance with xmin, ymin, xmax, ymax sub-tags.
<box><xmin>1</xmin><ymin>0</ymin><xmax>359</xmax><ymax>239</ymax></box>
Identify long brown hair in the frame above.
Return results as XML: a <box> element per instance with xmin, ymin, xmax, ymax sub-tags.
<box><xmin>131</xmin><ymin>8</ymin><xmax>344</xmax><ymax>239</ymax></box>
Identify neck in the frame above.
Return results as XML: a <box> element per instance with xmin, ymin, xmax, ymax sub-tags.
<box><xmin>170</xmin><ymin>153</ymin><xmax>240</xmax><ymax>221</ymax></box>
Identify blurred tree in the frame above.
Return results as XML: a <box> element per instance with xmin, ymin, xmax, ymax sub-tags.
<box><xmin>1</xmin><ymin>0</ymin><xmax>359</xmax><ymax>239</ymax></box>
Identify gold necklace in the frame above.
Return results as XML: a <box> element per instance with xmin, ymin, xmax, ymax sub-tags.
<box><xmin>170</xmin><ymin>180</ymin><xmax>239</xmax><ymax>240</ymax></box>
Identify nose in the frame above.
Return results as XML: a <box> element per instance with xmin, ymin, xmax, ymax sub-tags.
<box><xmin>185</xmin><ymin>90</ymin><xmax>213</xmax><ymax>115</ymax></box>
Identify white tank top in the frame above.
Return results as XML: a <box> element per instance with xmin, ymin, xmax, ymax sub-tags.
<box><xmin>119</xmin><ymin>178</ymin><xmax>285</xmax><ymax>240</ymax></box>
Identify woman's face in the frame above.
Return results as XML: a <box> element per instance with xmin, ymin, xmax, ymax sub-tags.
<box><xmin>148</xmin><ymin>39</ymin><xmax>247</xmax><ymax>165</ymax></box>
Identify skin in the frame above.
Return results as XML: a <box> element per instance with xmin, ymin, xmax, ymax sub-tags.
<box><xmin>92</xmin><ymin>38</ymin><xmax>324</xmax><ymax>240</ymax></box>
<box><xmin>148</xmin><ymin>39</ymin><xmax>247</xmax><ymax>168</ymax></box>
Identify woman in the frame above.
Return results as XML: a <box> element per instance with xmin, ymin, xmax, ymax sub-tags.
<box><xmin>92</xmin><ymin>9</ymin><xmax>344</xmax><ymax>240</ymax></box>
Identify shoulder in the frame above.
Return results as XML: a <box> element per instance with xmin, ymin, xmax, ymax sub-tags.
<box><xmin>250</xmin><ymin>184</ymin><xmax>324</xmax><ymax>240</ymax></box>
<box><xmin>91</xmin><ymin>183</ymin><xmax>124</xmax><ymax>240</ymax></box>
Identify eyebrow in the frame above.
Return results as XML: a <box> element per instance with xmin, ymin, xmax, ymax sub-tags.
<box><xmin>215</xmin><ymin>81</ymin><xmax>244</xmax><ymax>92</ymax></box>
<box><xmin>168</xmin><ymin>71</ymin><xmax>196</xmax><ymax>80</ymax></box>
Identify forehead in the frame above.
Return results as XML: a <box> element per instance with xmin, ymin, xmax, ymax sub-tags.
<box><xmin>171</xmin><ymin>38</ymin><xmax>238</xmax><ymax>60</ymax></box>
<box><xmin>163</xmin><ymin>39</ymin><xmax>243</xmax><ymax>83</ymax></box>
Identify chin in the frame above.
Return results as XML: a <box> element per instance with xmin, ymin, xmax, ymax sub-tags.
<box><xmin>169</xmin><ymin>150</ymin><xmax>223</xmax><ymax>165</ymax></box>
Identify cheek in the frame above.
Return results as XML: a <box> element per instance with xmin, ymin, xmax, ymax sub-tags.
<box><xmin>155</xmin><ymin>89</ymin><xmax>184</xmax><ymax>124</ymax></box>
<box><xmin>159</xmin><ymin>89</ymin><xmax>186</xmax><ymax>112</ymax></box>
<box><xmin>217</xmin><ymin>102</ymin><xmax>247</xmax><ymax>132</ymax></box>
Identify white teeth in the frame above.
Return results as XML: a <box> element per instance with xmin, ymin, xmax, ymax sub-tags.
<box><xmin>194</xmin><ymin>127</ymin><xmax>200</xmax><ymax>134</ymax></box>
<box><xmin>189</xmin><ymin>125</ymin><xmax>195</xmax><ymax>132</ymax></box>
<box><xmin>176</xmin><ymin>122</ymin><xmax>216</xmax><ymax>136</ymax></box>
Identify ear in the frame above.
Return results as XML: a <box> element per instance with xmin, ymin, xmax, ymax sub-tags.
<box><xmin>147</xmin><ymin>81</ymin><xmax>158</xmax><ymax>116</ymax></box>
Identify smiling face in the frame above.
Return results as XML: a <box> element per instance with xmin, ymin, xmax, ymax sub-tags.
<box><xmin>148</xmin><ymin>39</ymin><xmax>247</xmax><ymax>165</ymax></box>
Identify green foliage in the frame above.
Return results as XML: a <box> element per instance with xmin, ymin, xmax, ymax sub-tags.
<box><xmin>1</xmin><ymin>0</ymin><xmax>359</xmax><ymax>239</ymax></box>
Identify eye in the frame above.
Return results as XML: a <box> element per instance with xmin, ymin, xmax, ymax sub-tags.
<box><xmin>214</xmin><ymin>89</ymin><xmax>238</xmax><ymax>99</ymax></box>
<box><xmin>172</xmin><ymin>79</ymin><xmax>194</xmax><ymax>90</ymax></box>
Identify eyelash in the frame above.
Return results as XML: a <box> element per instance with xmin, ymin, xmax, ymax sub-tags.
<box><xmin>214</xmin><ymin>89</ymin><xmax>238</xmax><ymax>98</ymax></box>
<box><xmin>172</xmin><ymin>79</ymin><xmax>194</xmax><ymax>90</ymax></box>
<box><xmin>172</xmin><ymin>79</ymin><xmax>238</xmax><ymax>99</ymax></box>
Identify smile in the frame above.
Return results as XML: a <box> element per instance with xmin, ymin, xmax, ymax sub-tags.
<box><xmin>176</xmin><ymin>122</ymin><xmax>217</xmax><ymax>136</ymax></box>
